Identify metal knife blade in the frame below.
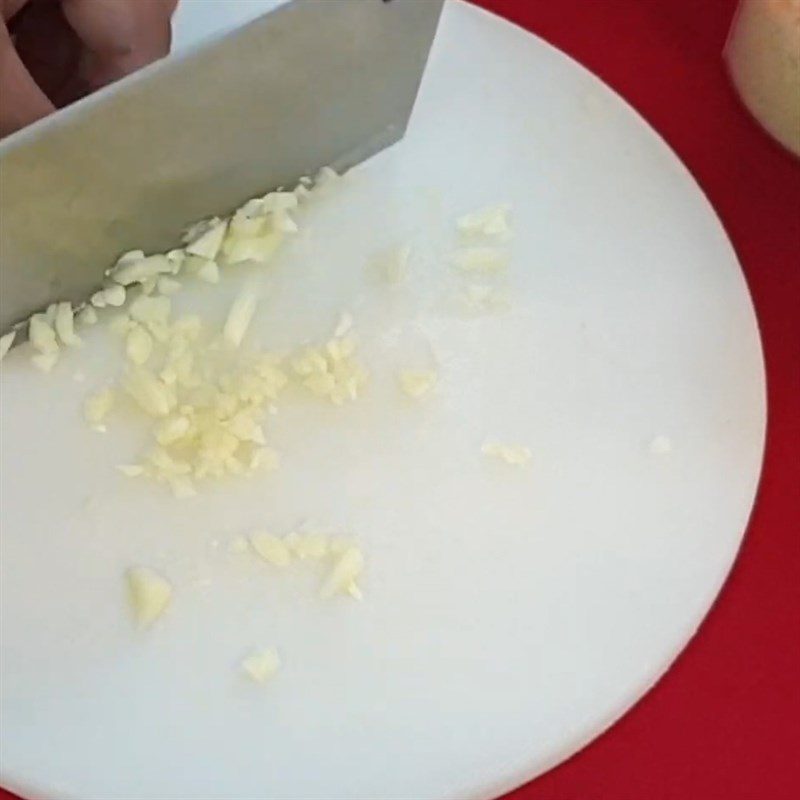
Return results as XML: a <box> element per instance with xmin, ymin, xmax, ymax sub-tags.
<box><xmin>0</xmin><ymin>0</ymin><xmax>444</xmax><ymax>334</ymax></box>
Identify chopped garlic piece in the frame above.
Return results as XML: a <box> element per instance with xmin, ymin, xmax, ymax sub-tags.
<box><xmin>371</xmin><ymin>244</ymin><xmax>411</xmax><ymax>284</ymax></box>
<box><xmin>196</xmin><ymin>260</ymin><xmax>220</xmax><ymax>284</ymax></box>
<box><xmin>43</xmin><ymin>303</ymin><xmax>58</xmax><ymax>325</ymax></box>
<box><xmin>457</xmin><ymin>203</ymin><xmax>512</xmax><ymax>239</ymax></box>
<box><xmin>459</xmin><ymin>283</ymin><xmax>511</xmax><ymax>314</ymax></box>
<box><xmin>228</xmin><ymin>535</ymin><xmax>249</xmax><ymax>554</ymax></box>
<box><xmin>54</xmin><ymin>302</ymin><xmax>81</xmax><ymax>347</ymax></box>
<box><xmin>126</xmin><ymin>567</ymin><xmax>172</xmax><ymax>629</ymax></box>
<box><xmin>107</xmin><ymin>314</ymin><xmax>132</xmax><ymax>337</ymax></box>
<box><xmin>185</xmin><ymin>219</ymin><xmax>228</xmax><ymax>260</ymax></box>
<box><xmin>285</xmin><ymin>530</ymin><xmax>329</xmax><ymax>560</ymax></box>
<box><xmin>155</xmin><ymin>414</ymin><xmax>192</xmax><ymax>445</ymax></box>
<box><xmin>110</xmin><ymin>254</ymin><xmax>172</xmax><ymax>286</ymax></box>
<box><xmin>123</xmin><ymin>367</ymin><xmax>176</xmax><ymax>417</ymax></box>
<box><xmin>117</xmin><ymin>464</ymin><xmax>144</xmax><ymax>477</ymax></box>
<box><xmin>102</xmin><ymin>284</ymin><xmax>127</xmax><ymax>307</ymax></box>
<box><xmin>294</xmin><ymin>183</ymin><xmax>312</xmax><ymax>202</ymax></box>
<box><xmin>222</xmin><ymin>229</ymin><xmax>284</xmax><ymax>265</ymax></box>
<box><xmin>223</xmin><ymin>289</ymin><xmax>258</xmax><ymax>348</ymax></box>
<box><xmin>241</xmin><ymin>647</ymin><xmax>280</xmax><ymax>684</ymax></box>
<box><xmin>129</xmin><ymin>295</ymin><xmax>171</xmax><ymax>330</ymax></box>
<box><xmin>156</xmin><ymin>276</ymin><xmax>182</xmax><ymax>296</ymax></box>
<box><xmin>84</xmin><ymin>388</ymin><xmax>115</xmax><ymax>428</ymax></box>
<box><xmin>399</xmin><ymin>369</ymin><xmax>438</xmax><ymax>399</ymax></box>
<box><xmin>76</xmin><ymin>307</ymin><xmax>98</xmax><ymax>327</ymax></box>
<box><xmin>273</xmin><ymin>210</ymin><xmax>298</xmax><ymax>234</ymax></box>
<box><xmin>31</xmin><ymin>351</ymin><xmax>59</xmax><ymax>373</ymax></box>
<box><xmin>148</xmin><ymin>448</ymin><xmax>191</xmax><ymax>479</ymax></box>
<box><xmin>451</xmin><ymin>247</ymin><xmax>509</xmax><ymax>273</ymax></box>
<box><xmin>90</xmin><ymin>291</ymin><xmax>107</xmax><ymax>308</ymax></box>
<box><xmin>28</xmin><ymin>313</ymin><xmax>59</xmax><ymax>354</ymax></box>
<box><xmin>228</xmin><ymin>209</ymin><xmax>266</xmax><ymax>238</ymax></box>
<box><xmin>126</xmin><ymin>325</ymin><xmax>154</xmax><ymax>365</ymax></box>
<box><xmin>249</xmin><ymin>447</ymin><xmax>280</xmax><ymax>472</ymax></box>
<box><xmin>334</xmin><ymin>312</ymin><xmax>354</xmax><ymax>338</ymax></box>
<box><xmin>315</xmin><ymin>165</ymin><xmax>340</xmax><ymax>191</ymax></box>
<box><xmin>482</xmin><ymin>441</ymin><xmax>532</xmax><ymax>467</ymax></box>
<box><xmin>321</xmin><ymin>546</ymin><xmax>364</xmax><ymax>599</ymax></box>
<box><xmin>114</xmin><ymin>249</ymin><xmax>146</xmax><ymax>267</ymax></box>
<box><xmin>0</xmin><ymin>331</ymin><xmax>16</xmax><ymax>361</ymax></box>
<box><xmin>261</xmin><ymin>191</ymin><xmax>299</xmax><ymax>213</ymax></box>
<box><xmin>292</xmin><ymin>334</ymin><xmax>367</xmax><ymax>405</ymax></box>
<box><xmin>250</xmin><ymin>532</ymin><xmax>292</xmax><ymax>567</ymax></box>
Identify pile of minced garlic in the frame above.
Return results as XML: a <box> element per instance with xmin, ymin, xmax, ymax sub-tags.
<box><xmin>0</xmin><ymin>174</ymin><xmax>531</xmax><ymax>685</ymax></box>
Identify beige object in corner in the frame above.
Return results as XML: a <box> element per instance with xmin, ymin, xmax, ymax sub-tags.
<box><xmin>725</xmin><ymin>0</ymin><xmax>800</xmax><ymax>156</ymax></box>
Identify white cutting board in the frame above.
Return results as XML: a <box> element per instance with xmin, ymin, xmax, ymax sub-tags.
<box><xmin>0</xmin><ymin>2</ymin><xmax>766</xmax><ymax>799</ymax></box>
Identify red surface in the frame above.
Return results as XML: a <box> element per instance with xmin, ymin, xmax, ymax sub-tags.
<box><xmin>2</xmin><ymin>1</ymin><xmax>798</xmax><ymax>799</ymax></box>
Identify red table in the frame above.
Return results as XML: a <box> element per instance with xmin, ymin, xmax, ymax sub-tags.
<box><xmin>2</xmin><ymin>2</ymin><xmax>798</xmax><ymax>799</ymax></box>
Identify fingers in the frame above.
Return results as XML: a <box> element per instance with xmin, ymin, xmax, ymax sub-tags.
<box><xmin>10</xmin><ymin>0</ymin><xmax>83</xmax><ymax>109</ymax></box>
<box><xmin>62</xmin><ymin>0</ymin><xmax>178</xmax><ymax>91</ymax></box>
<box><xmin>0</xmin><ymin>11</ymin><xmax>55</xmax><ymax>137</ymax></box>
<box><xmin>0</xmin><ymin>0</ymin><xmax>177</xmax><ymax>137</ymax></box>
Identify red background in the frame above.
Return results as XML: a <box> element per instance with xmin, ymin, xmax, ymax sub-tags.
<box><xmin>2</xmin><ymin>1</ymin><xmax>798</xmax><ymax>799</ymax></box>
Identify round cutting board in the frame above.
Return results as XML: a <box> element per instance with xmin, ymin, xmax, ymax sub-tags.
<box><xmin>0</xmin><ymin>2</ymin><xmax>766</xmax><ymax>799</ymax></box>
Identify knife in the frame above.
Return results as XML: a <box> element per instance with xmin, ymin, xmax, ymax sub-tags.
<box><xmin>0</xmin><ymin>0</ymin><xmax>444</xmax><ymax>334</ymax></box>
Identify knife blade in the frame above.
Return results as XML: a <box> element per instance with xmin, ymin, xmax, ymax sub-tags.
<box><xmin>0</xmin><ymin>0</ymin><xmax>444</xmax><ymax>334</ymax></box>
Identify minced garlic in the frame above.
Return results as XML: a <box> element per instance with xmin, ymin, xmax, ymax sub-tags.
<box><xmin>482</xmin><ymin>441</ymin><xmax>532</xmax><ymax>467</ymax></box>
<box><xmin>126</xmin><ymin>566</ymin><xmax>172</xmax><ymax>629</ymax></box>
<box><xmin>399</xmin><ymin>369</ymin><xmax>437</xmax><ymax>399</ymax></box>
<box><xmin>241</xmin><ymin>647</ymin><xmax>280</xmax><ymax>684</ymax></box>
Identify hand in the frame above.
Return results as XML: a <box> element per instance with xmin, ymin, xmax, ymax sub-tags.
<box><xmin>0</xmin><ymin>0</ymin><xmax>178</xmax><ymax>137</ymax></box>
